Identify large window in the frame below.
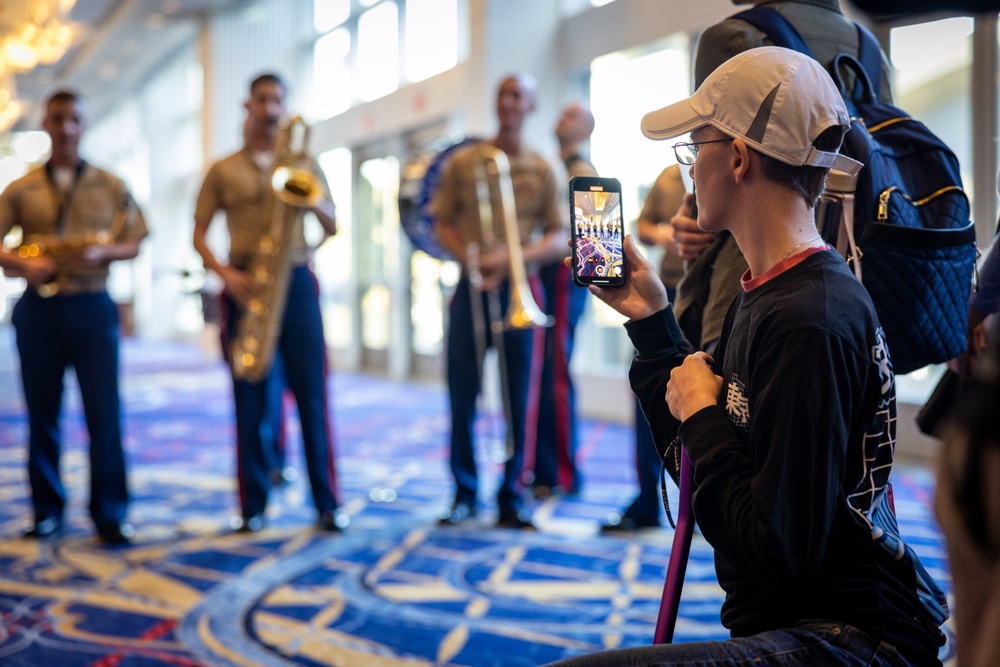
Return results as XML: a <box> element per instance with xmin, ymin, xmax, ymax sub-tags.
<box><xmin>357</xmin><ymin>2</ymin><xmax>400</xmax><ymax>102</ymax></box>
<box><xmin>313</xmin><ymin>28</ymin><xmax>352</xmax><ymax>118</ymax></box>
<box><xmin>316</xmin><ymin>147</ymin><xmax>355</xmax><ymax>351</ymax></box>
<box><xmin>310</xmin><ymin>0</ymin><xmax>461</xmax><ymax>119</ymax></box>
<box><xmin>405</xmin><ymin>0</ymin><xmax>459</xmax><ymax>83</ymax></box>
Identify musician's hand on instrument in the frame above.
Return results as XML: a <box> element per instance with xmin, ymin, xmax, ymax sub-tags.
<box><xmin>79</xmin><ymin>245</ymin><xmax>110</xmax><ymax>266</ymax></box>
<box><xmin>671</xmin><ymin>195</ymin><xmax>714</xmax><ymax>261</ymax></box>
<box><xmin>478</xmin><ymin>246</ymin><xmax>510</xmax><ymax>291</ymax></box>
<box><xmin>20</xmin><ymin>257</ymin><xmax>58</xmax><ymax>288</ymax></box>
<box><xmin>589</xmin><ymin>234</ymin><xmax>669</xmax><ymax>321</ymax></box>
<box><xmin>219</xmin><ymin>265</ymin><xmax>255</xmax><ymax>306</ymax></box>
<box><xmin>665</xmin><ymin>352</ymin><xmax>722</xmax><ymax>422</ymax></box>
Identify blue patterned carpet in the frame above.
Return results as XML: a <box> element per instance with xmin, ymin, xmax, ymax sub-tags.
<box><xmin>0</xmin><ymin>326</ymin><xmax>955</xmax><ymax>666</ymax></box>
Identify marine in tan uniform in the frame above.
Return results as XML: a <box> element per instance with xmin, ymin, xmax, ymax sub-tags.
<box><xmin>0</xmin><ymin>90</ymin><xmax>148</xmax><ymax>545</ymax></box>
<box><xmin>193</xmin><ymin>73</ymin><xmax>344</xmax><ymax>534</ymax></box>
<box><xmin>432</xmin><ymin>73</ymin><xmax>567</xmax><ymax>529</ymax></box>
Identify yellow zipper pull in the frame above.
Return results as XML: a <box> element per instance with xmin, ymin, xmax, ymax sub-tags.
<box><xmin>877</xmin><ymin>187</ymin><xmax>895</xmax><ymax>221</ymax></box>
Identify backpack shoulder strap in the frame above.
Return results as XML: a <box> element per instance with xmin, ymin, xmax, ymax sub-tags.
<box><xmin>855</xmin><ymin>22</ymin><xmax>884</xmax><ymax>100</ymax></box>
<box><xmin>734</xmin><ymin>7</ymin><xmax>884</xmax><ymax>101</ymax></box>
<box><xmin>732</xmin><ymin>7</ymin><xmax>814</xmax><ymax>58</ymax></box>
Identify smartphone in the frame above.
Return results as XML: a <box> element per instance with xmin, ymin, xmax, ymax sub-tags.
<box><xmin>570</xmin><ymin>176</ymin><xmax>625</xmax><ymax>287</ymax></box>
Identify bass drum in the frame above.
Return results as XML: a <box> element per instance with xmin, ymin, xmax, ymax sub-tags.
<box><xmin>398</xmin><ymin>137</ymin><xmax>481</xmax><ymax>260</ymax></box>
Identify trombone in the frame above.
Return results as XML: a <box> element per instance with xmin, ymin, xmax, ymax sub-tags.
<box><xmin>468</xmin><ymin>145</ymin><xmax>552</xmax><ymax>459</ymax></box>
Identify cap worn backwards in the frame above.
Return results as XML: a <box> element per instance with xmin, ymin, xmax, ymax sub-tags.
<box><xmin>640</xmin><ymin>46</ymin><xmax>862</xmax><ymax>176</ymax></box>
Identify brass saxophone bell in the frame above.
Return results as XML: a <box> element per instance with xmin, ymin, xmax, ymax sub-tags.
<box><xmin>271</xmin><ymin>167</ymin><xmax>323</xmax><ymax>208</ymax></box>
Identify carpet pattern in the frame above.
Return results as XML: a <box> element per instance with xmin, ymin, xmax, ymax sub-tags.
<box><xmin>0</xmin><ymin>328</ymin><xmax>955</xmax><ymax>666</ymax></box>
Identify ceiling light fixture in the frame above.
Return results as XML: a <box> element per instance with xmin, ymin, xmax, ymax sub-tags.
<box><xmin>0</xmin><ymin>0</ymin><xmax>79</xmax><ymax>131</ymax></box>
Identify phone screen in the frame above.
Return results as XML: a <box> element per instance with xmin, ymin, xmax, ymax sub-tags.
<box><xmin>570</xmin><ymin>176</ymin><xmax>625</xmax><ymax>287</ymax></box>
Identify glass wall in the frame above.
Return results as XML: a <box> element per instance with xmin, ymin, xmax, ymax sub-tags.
<box><xmin>316</xmin><ymin>147</ymin><xmax>355</xmax><ymax>354</ymax></box>
<box><xmin>309</xmin><ymin>0</ymin><xmax>459</xmax><ymax>121</ymax></box>
<box><xmin>356</xmin><ymin>153</ymin><xmax>404</xmax><ymax>373</ymax></box>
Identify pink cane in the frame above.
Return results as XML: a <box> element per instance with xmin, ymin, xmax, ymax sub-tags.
<box><xmin>653</xmin><ymin>446</ymin><xmax>694</xmax><ymax>643</ymax></box>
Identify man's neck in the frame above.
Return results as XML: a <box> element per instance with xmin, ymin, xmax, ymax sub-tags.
<box><xmin>49</xmin><ymin>154</ymin><xmax>80</xmax><ymax>169</ymax></box>
<box><xmin>559</xmin><ymin>141</ymin><xmax>581</xmax><ymax>162</ymax></box>
<box><xmin>247</xmin><ymin>132</ymin><xmax>276</xmax><ymax>153</ymax></box>
<box><xmin>730</xmin><ymin>189</ymin><xmax>820</xmax><ymax>278</ymax></box>
<box><xmin>493</xmin><ymin>128</ymin><xmax>522</xmax><ymax>155</ymax></box>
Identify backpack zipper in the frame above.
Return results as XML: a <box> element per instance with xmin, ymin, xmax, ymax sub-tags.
<box><xmin>868</xmin><ymin>115</ymin><xmax>910</xmax><ymax>133</ymax></box>
<box><xmin>877</xmin><ymin>185</ymin><xmax>965</xmax><ymax>221</ymax></box>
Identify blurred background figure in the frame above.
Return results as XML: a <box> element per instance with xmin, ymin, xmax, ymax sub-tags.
<box><xmin>193</xmin><ymin>73</ymin><xmax>344</xmax><ymax>534</ymax></box>
<box><xmin>432</xmin><ymin>73</ymin><xmax>566</xmax><ymax>529</ymax></box>
<box><xmin>528</xmin><ymin>102</ymin><xmax>596</xmax><ymax>499</ymax></box>
<box><xmin>601</xmin><ymin>165</ymin><xmax>688</xmax><ymax>533</ymax></box>
<box><xmin>0</xmin><ymin>90</ymin><xmax>148</xmax><ymax>545</ymax></box>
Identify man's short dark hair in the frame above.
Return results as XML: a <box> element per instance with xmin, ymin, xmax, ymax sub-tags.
<box><xmin>46</xmin><ymin>90</ymin><xmax>83</xmax><ymax>108</ymax></box>
<box><xmin>753</xmin><ymin>126</ymin><xmax>846</xmax><ymax>206</ymax></box>
<box><xmin>249</xmin><ymin>73</ymin><xmax>287</xmax><ymax>95</ymax></box>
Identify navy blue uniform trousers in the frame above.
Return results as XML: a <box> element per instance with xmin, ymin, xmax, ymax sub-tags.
<box><xmin>12</xmin><ymin>290</ymin><xmax>128</xmax><ymax>529</ymax></box>
<box><xmin>529</xmin><ymin>262</ymin><xmax>588</xmax><ymax>493</ymax></box>
<box><xmin>224</xmin><ymin>265</ymin><xmax>339</xmax><ymax>518</ymax></box>
<box><xmin>446</xmin><ymin>276</ymin><xmax>535</xmax><ymax>514</ymax></box>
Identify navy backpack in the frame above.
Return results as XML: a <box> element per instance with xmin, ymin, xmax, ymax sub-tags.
<box><xmin>736</xmin><ymin>7</ymin><xmax>979</xmax><ymax>375</ymax></box>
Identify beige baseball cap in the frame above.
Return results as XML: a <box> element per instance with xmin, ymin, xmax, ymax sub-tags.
<box><xmin>641</xmin><ymin>46</ymin><xmax>862</xmax><ymax>176</ymax></box>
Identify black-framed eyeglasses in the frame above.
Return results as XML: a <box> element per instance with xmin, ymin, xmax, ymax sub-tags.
<box><xmin>672</xmin><ymin>138</ymin><xmax>733</xmax><ymax>165</ymax></box>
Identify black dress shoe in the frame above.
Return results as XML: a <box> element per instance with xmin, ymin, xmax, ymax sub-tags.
<box><xmin>97</xmin><ymin>521</ymin><xmax>135</xmax><ymax>545</ymax></box>
<box><xmin>599</xmin><ymin>515</ymin><xmax>659</xmax><ymax>534</ymax></box>
<box><xmin>235</xmin><ymin>513</ymin><xmax>266</xmax><ymax>533</ymax></box>
<box><xmin>24</xmin><ymin>516</ymin><xmax>63</xmax><ymax>539</ymax></box>
<box><xmin>438</xmin><ymin>501</ymin><xmax>476</xmax><ymax>525</ymax></box>
<box><xmin>317</xmin><ymin>509</ymin><xmax>349</xmax><ymax>532</ymax></box>
<box><xmin>496</xmin><ymin>509</ymin><xmax>535</xmax><ymax>530</ymax></box>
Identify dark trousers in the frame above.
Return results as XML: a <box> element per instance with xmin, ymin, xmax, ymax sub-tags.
<box><xmin>12</xmin><ymin>290</ymin><xmax>128</xmax><ymax>529</ymax></box>
<box><xmin>530</xmin><ymin>262</ymin><xmax>588</xmax><ymax>492</ymax></box>
<box><xmin>446</xmin><ymin>277</ymin><xmax>536</xmax><ymax>514</ymax></box>
<box><xmin>224</xmin><ymin>265</ymin><xmax>339</xmax><ymax>518</ymax></box>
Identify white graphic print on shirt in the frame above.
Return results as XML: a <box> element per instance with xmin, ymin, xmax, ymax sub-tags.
<box><xmin>724</xmin><ymin>374</ymin><xmax>750</xmax><ymax>432</ymax></box>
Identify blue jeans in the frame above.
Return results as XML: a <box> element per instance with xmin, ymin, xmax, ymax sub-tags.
<box><xmin>542</xmin><ymin>623</ymin><xmax>910</xmax><ymax>666</ymax></box>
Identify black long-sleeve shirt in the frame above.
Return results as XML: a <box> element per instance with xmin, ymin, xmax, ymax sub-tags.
<box><xmin>627</xmin><ymin>248</ymin><xmax>948</xmax><ymax>666</ymax></box>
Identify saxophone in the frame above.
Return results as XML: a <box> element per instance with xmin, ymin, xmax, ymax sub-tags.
<box><xmin>230</xmin><ymin>116</ymin><xmax>322</xmax><ymax>383</ymax></box>
<box><xmin>13</xmin><ymin>192</ymin><xmax>130</xmax><ymax>297</ymax></box>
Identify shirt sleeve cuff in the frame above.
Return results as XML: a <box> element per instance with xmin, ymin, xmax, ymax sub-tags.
<box><xmin>624</xmin><ymin>306</ymin><xmax>690</xmax><ymax>359</ymax></box>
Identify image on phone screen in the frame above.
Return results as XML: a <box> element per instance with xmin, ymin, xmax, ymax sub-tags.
<box><xmin>571</xmin><ymin>176</ymin><xmax>624</xmax><ymax>287</ymax></box>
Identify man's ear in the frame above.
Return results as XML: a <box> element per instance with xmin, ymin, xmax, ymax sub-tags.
<box><xmin>730</xmin><ymin>138</ymin><xmax>751</xmax><ymax>183</ymax></box>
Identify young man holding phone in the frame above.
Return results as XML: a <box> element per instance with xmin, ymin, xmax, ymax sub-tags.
<box><xmin>546</xmin><ymin>46</ymin><xmax>947</xmax><ymax>666</ymax></box>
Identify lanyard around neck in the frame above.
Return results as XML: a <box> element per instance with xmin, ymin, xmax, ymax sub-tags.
<box><xmin>43</xmin><ymin>160</ymin><xmax>86</xmax><ymax>236</ymax></box>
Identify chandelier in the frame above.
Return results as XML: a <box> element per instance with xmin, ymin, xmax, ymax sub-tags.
<box><xmin>0</xmin><ymin>0</ymin><xmax>78</xmax><ymax>132</ymax></box>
